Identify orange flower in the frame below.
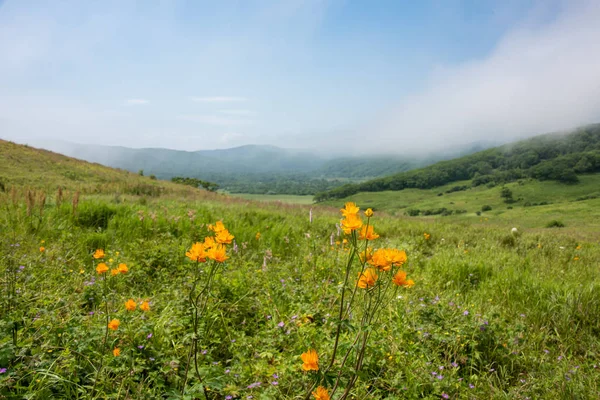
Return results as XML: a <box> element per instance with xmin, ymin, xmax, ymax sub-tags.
<box><xmin>93</xmin><ymin>249</ymin><xmax>105</xmax><ymax>259</ymax></box>
<box><xmin>424</xmin><ymin>233</ymin><xmax>431</xmax><ymax>240</ymax></box>
<box><xmin>110</xmin><ymin>269</ymin><xmax>119</xmax><ymax>276</ymax></box>
<box><xmin>139</xmin><ymin>301</ymin><xmax>150</xmax><ymax>312</ymax></box>
<box><xmin>215</xmin><ymin>229</ymin><xmax>235</xmax><ymax>244</ymax></box>
<box><xmin>113</xmin><ymin>347</ymin><xmax>120</xmax><ymax>357</ymax></box>
<box><xmin>255</xmin><ymin>232</ymin><xmax>261</xmax><ymax>240</ymax></box>
<box><xmin>573</xmin><ymin>256</ymin><xmax>580</xmax><ymax>261</ymax></box>
<box><xmin>125</xmin><ymin>299</ymin><xmax>137</xmax><ymax>311</ymax></box>
<box><xmin>108</xmin><ymin>319</ymin><xmax>120</xmax><ymax>331</ymax></box>
<box><xmin>357</xmin><ymin>268</ymin><xmax>378</xmax><ymax>289</ymax></box>
<box><xmin>312</xmin><ymin>386</ymin><xmax>330</xmax><ymax>400</ymax></box>
<box><xmin>358</xmin><ymin>225</ymin><xmax>379</xmax><ymax>241</ymax></box>
<box><xmin>341</xmin><ymin>214</ymin><xmax>363</xmax><ymax>234</ymax></box>
<box><xmin>359</xmin><ymin>247</ymin><xmax>373</xmax><ymax>264</ymax></box>
<box><xmin>117</xmin><ymin>263</ymin><xmax>128</xmax><ymax>274</ymax></box>
<box><xmin>96</xmin><ymin>263</ymin><xmax>109</xmax><ymax>274</ymax></box>
<box><xmin>392</xmin><ymin>270</ymin><xmax>414</xmax><ymax>287</ymax></box>
<box><xmin>364</xmin><ymin>208</ymin><xmax>373</xmax><ymax>218</ymax></box>
<box><xmin>186</xmin><ymin>242</ymin><xmax>207</xmax><ymax>263</ymax></box>
<box><xmin>387</xmin><ymin>249</ymin><xmax>407</xmax><ymax>266</ymax></box>
<box><xmin>209</xmin><ymin>221</ymin><xmax>226</xmax><ymax>233</ymax></box>
<box><xmin>340</xmin><ymin>202</ymin><xmax>360</xmax><ymax>217</ymax></box>
<box><xmin>301</xmin><ymin>349</ymin><xmax>319</xmax><ymax>371</ymax></box>
<box><xmin>207</xmin><ymin>244</ymin><xmax>229</xmax><ymax>263</ymax></box>
<box><xmin>39</xmin><ymin>246</ymin><xmax>45</xmax><ymax>252</ymax></box>
<box><xmin>368</xmin><ymin>249</ymin><xmax>407</xmax><ymax>271</ymax></box>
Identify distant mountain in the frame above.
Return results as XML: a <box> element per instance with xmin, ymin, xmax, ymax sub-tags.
<box><xmin>315</xmin><ymin>124</ymin><xmax>600</xmax><ymax>201</ymax></box>
<box><xmin>29</xmin><ymin>140</ymin><xmax>496</xmax><ymax>195</ymax></box>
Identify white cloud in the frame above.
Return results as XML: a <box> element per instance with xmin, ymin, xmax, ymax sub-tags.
<box><xmin>190</xmin><ymin>96</ymin><xmax>247</xmax><ymax>103</ymax></box>
<box><xmin>125</xmin><ymin>99</ymin><xmax>149</xmax><ymax>105</ymax></box>
<box><xmin>177</xmin><ymin>114</ymin><xmax>254</xmax><ymax>126</ymax></box>
<box><xmin>368</xmin><ymin>1</ymin><xmax>600</xmax><ymax>153</ymax></box>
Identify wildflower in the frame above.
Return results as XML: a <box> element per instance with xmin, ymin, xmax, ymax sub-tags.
<box><xmin>186</xmin><ymin>242</ymin><xmax>207</xmax><ymax>262</ymax></box>
<box><xmin>424</xmin><ymin>232</ymin><xmax>431</xmax><ymax>240</ymax></box>
<box><xmin>39</xmin><ymin>246</ymin><xmax>45</xmax><ymax>252</ymax></box>
<box><xmin>359</xmin><ymin>247</ymin><xmax>373</xmax><ymax>263</ymax></box>
<box><xmin>364</xmin><ymin>208</ymin><xmax>373</xmax><ymax>217</ymax></box>
<box><xmin>340</xmin><ymin>202</ymin><xmax>360</xmax><ymax>217</ymax></box>
<box><xmin>312</xmin><ymin>386</ymin><xmax>330</xmax><ymax>400</ymax></box>
<box><xmin>207</xmin><ymin>244</ymin><xmax>229</xmax><ymax>262</ymax></box>
<box><xmin>118</xmin><ymin>263</ymin><xmax>128</xmax><ymax>274</ymax></box>
<box><xmin>277</xmin><ymin>321</ymin><xmax>284</xmax><ymax>328</ymax></box>
<box><xmin>216</xmin><ymin>229</ymin><xmax>235</xmax><ymax>244</ymax></box>
<box><xmin>573</xmin><ymin>256</ymin><xmax>579</xmax><ymax>261</ymax></box>
<box><xmin>113</xmin><ymin>347</ymin><xmax>120</xmax><ymax>357</ymax></box>
<box><xmin>301</xmin><ymin>349</ymin><xmax>319</xmax><ymax>371</ymax></box>
<box><xmin>255</xmin><ymin>232</ymin><xmax>261</xmax><ymax>240</ymax></box>
<box><xmin>125</xmin><ymin>299</ymin><xmax>137</xmax><ymax>311</ymax></box>
<box><xmin>108</xmin><ymin>319</ymin><xmax>120</xmax><ymax>331</ymax></box>
<box><xmin>147</xmin><ymin>333</ymin><xmax>153</xmax><ymax>339</ymax></box>
<box><xmin>357</xmin><ymin>268</ymin><xmax>378</xmax><ymax>289</ymax></box>
<box><xmin>209</xmin><ymin>221</ymin><xmax>226</xmax><ymax>233</ymax></box>
<box><xmin>576</xmin><ymin>245</ymin><xmax>582</xmax><ymax>250</ymax></box>
<box><xmin>96</xmin><ymin>263</ymin><xmax>109</xmax><ymax>275</ymax></box>
<box><xmin>392</xmin><ymin>270</ymin><xmax>414</xmax><ymax>287</ymax></box>
<box><xmin>93</xmin><ymin>249</ymin><xmax>105</xmax><ymax>259</ymax></box>
<box><xmin>359</xmin><ymin>225</ymin><xmax>379</xmax><ymax>241</ymax></box>
<box><xmin>110</xmin><ymin>269</ymin><xmax>119</xmax><ymax>276</ymax></box>
<box><xmin>341</xmin><ymin>213</ymin><xmax>362</xmax><ymax>234</ymax></box>
<box><xmin>0</xmin><ymin>368</ymin><xmax>6</xmax><ymax>374</ymax></box>
<box><xmin>140</xmin><ymin>301</ymin><xmax>150</xmax><ymax>312</ymax></box>
<box><xmin>441</xmin><ymin>393</ymin><xmax>449</xmax><ymax>399</ymax></box>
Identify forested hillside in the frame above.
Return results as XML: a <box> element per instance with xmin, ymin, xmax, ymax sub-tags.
<box><xmin>315</xmin><ymin>124</ymin><xmax>600</xmax><ymax>201</ymax></box>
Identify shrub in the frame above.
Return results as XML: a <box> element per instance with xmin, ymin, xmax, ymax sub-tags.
<box><xmin>481</xmin><ymin>205</ymin><xmax>492</xmax><ymax>212</ymax></box>
<box><xmin>405</xmin><ymin>209</ymin><xmax>420</xmax><ymax>216</ymax></box>
<box><xmin>546</xmin><ymin>220</ymin><xmax>565</xmax><ymax>228</ymax></box>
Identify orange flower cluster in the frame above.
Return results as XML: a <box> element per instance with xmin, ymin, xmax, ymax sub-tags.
<box><xmin>108</xmin><ymin>319</ymin><xmax>120</xmax><ymax>331</ymax></box>
<box><xmin>357</xmin><ymin>268</ymin><xmax>378</xmax><ymax>288</ymax></box>
<box><xmin>93</xmin><ymin>249</ymin><xmax>129</xmax><ymax>276</ymax></box>
<box><xmin>186</xmin><ymin>221</ymin><xmax>234</xmax><ymax>263</ymax></box>
<box><xmin>125</xmin><ymin>299</ymin><xmax>151</xmax><ymax>312</ymax></box>
<box><xmin>340</xmin><ymin>202</ymin><xmax>363</xmax><ymax>234</ymax></box>
<box><xmin>368</xmin><ymin>248</ymin><xmax>407</xmax><ymax>271</ymax></box>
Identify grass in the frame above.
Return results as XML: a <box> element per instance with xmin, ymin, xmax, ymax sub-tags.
<box><xmin>1</xmin><ymin>140</ymin><xmax>599</xmax><ymax>399</ymax></box>
<box><xmin>322</xmin><ymin>175</ymin><xmax>600</xmax><ymax>241</ymax></box>
<box><xmin>227</xmin><ymin>193</ymin><xmax>315</xmax><ymax>205</ymax></box>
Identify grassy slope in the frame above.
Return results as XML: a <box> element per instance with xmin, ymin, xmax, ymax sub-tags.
<box><xmin>324</xmin><ymin>174</ymin><xmax>600</xmax><ymax>239</ymax></box>
<box><xmin>0</xmin><ymin>139</ymin><xmax>204</xmax><ymax>197</ymax></box>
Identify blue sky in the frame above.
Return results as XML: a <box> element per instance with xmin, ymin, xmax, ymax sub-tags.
<box><xmin>1</xmin><ymin>0</ymin><xmax>599</xmax><ymax>152</ymax></box>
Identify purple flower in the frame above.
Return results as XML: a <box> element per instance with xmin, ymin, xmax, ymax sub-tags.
<box><xmin>147</xmin><ymin>333</ymin><xmax>153</xmax><ymax>339</ymax></box>
<box><xmin>277</xmin><ymin>321</ymin><xmax>284</xmax><ymax>328</ymax></box>
<box><xmin>202</xmin><ymin>350</ymin><xmax>208</xmax><ymax>355</ymax></box>
<box><xmin>226</xmin><ymin>396</ymin><xmax>233</xmax><ymax>400</ymax></box>
<box><xmin>451</xmin><ymin>362</ymin><xmax>458</xmax><ymax>368</ymax></box>
<box><xmin>469</xmin><ymin>384</ymin><xmax>475</xmax><ymax>389</ymax></box>
<box><xmin>19</xmin><ymin>265</ymin><xmax>25</xmax><ymax>271</ymax></box>
<box><xmin>439</xmin><ymin>366</ymin><xmax>444</xmax><ymax>370</ymax></box>
<box><xmin>138</xmin><ymin>345</ymin><xmax>144</xmax><ymax>349</ymax></box>
<box><xmin>273</xmin><ymin>373</ymin><xmax>279</xmax><ymax>379</ymax></box>
<box><xmin>88</xmin><ymin>311</ymin><xmax>94</xmax><ymax>316</ymax></box>
<box><xmin>463</xmin><ymin>310</ymin><xmax>469</xmax><ymax>316</ymax></box>
<box><xmin>247</xmin><ymin>382</ymin><xmax>262</xmax><ymax>389</ymax></box>
<box><xmin>271</xmin><ymin>381</ymin><xmax>278</xmax><ymax>385</ymax></box>
<box><xmin>442</xmin><ymin>394</ymin><xmax>449</xmax><ymax>399</ymax></box>
<box><xmin>231</xmin><ymin>339</ymin><xmax>236</xmax><ymax>343</ymax></box>
<box><xmin>0</xmin><ymin>368</ymin><xmax>6</xmax><ymax>374</ymax></box>
<box><xmin>558</xmin><ymin>356</ymin><xmax>563</xmax><ymax>361</ymax></box>
<box><xmin>543</xmin><ymin>349</ymin><xmax>549</xmax><ymax>354</ymax></box>
<box><xmin>267</xmin><ymin>315</ymin><xmax>271</xmax><ymax>320</ymax></box>
<box><xmin>225</xmin><ymin>369</ymin><xmax>230</xmax><ymax>374</ymax></box>
<box><xmin>436</xmin><ymin>374</ymin><xmax>443</xmax><ymax>380</ymax></box>
<box><xmin>291</xmin><ymin>315</ymin><xmax>298</xmax><ymax>320</ymax></box>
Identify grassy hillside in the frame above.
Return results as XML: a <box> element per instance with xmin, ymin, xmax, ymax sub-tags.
<box><xmin>0</xmin><ymin>139</ymin><xmax>204</xmax><ymax>197</ymax></box>
<box><xmin>316</xmin><ymin>124</ymin><xmax>600</xmax><ymax>201</ymax></box>
<box><xmin>323</xmin><ymin>175</ymin><xmax>600</xmax><ymax>240</ymax></box>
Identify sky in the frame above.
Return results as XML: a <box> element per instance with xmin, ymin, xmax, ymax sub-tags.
<box><xmin>1</xmin><ymin>0</ymin><xmax>600</xmax><ymax>153</ymax></box>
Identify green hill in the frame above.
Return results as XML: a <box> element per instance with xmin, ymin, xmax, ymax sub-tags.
<box><xmin>315</xmin><ymin>124</ymin><xmax>600</xmax><ymax>201</ymax></box>
<box><xmin>0</xmin><ymin>139</ymin><xmax>205</xmax><ymax>198</ymax></box>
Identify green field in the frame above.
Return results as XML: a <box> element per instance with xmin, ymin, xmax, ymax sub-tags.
<box><xmin>323</xmin><ymin>175</ymin><xmax>600</xmax><ymax>240</ymax></box>
<box><xmin>1</xmin><ymin>142</ymin><xmax>600</xmax><ymax>399</ymax></box>
<box><xmin>227</xmin><ymin>193</ymin><xmax>315</xmax><ymax>205</ymax></box>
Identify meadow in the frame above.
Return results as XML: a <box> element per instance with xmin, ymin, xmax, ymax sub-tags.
<box><xmin>1</xmin><ymin>184</ymin><xmax>599</xmax><ymax>399</ymax></box>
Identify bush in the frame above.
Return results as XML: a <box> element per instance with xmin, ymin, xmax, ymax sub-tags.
<box><xmin>405</xmin><ymin>209</ymin><xmax>420</xmax><ymax>216</ymax></box>
<box><xmin>546</xmin><ymin>220</ymin><xmax>565</xmax><ymax>228</ymax></box>
<box><xmin>481</xmin><ymin>205</ymin><xmax>492</xmax><ymax>212</ymax></box>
